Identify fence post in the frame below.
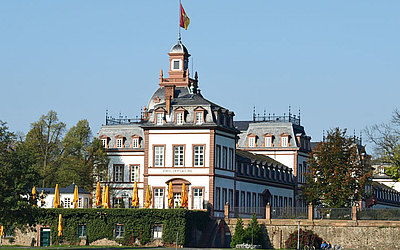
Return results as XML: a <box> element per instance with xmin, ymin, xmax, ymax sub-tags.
<box><xmin>224</xmin><ymin>202</ymin><xmax>229</xmax><ymax>219</ymax></box>
<box><xmin>266</xmin><ymin>203</ymin><xmax>271</xmax><ymax>221</ymax></box>
<box><xmin>352</xmin><ymin>206</ymin><xmax>357</xmax><ymax>221</ymax></box>
<box><xmin>308</xmin><ymin>203</ymin><xmax>313</xmax><ymax>221</ymax></box>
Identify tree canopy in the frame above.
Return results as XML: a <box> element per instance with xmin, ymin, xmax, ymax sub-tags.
<box><xmin>302</xmin><ymin>128</ymin><xmax>371</xmax><ymax>207</ymax></box>
<box><xmin>366</xmin><ymin>109</ymin><xmax>400</xmax><ymax>181</ymax></box>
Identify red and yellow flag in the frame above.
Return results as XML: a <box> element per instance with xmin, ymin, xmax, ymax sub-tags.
<box><xmin>180</xmin><ymin>4</ymin><xmax>190</xmax><ymax>30</ymax></box>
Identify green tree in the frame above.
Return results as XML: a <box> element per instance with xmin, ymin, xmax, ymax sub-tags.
<box><xmin>244</xmin><ymin>214</ymin><xmax>264</xmax><ymax>247</ymax></box>
<box><xmin>0</xmin><ymin>121</ymin><xmax>40</xmax><ymax>228</ymax></box>
<box><xmin>230</xmin><ymin>217</ymin><xmax>245</xmax><ymax>248</ymax></box>
<box><xmin>25</xmin><ymin>110</ymin><xmax>65</xmax><ymax>187</ymax></box>
<box><xmin>366</xmin><ymin>109</ymin><xmax>400</xmax><ymax>180</ymax></box>
<box><xmin>302</xmin><ymin>128</ymin><xmax>371</xmax><ymax>207</ymax></box>
<box><xmin>56</xmin><ymin>120</ymin><xmax>109</xmax><ymax>191</ymax></box>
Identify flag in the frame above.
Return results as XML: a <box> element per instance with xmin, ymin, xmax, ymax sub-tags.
<box><xmin>180</xmin><ymin>4</ymin><xmax>190</xmax><ymax>30</ymax></box>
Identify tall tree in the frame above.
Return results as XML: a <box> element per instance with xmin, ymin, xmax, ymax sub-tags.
<box><xmin>0</xmin><ymin>121</ymin><xmax>39</xmax><ymax>227</ymax></box>
<box><xmin>25</xmin><ymin>111</ymin><xmax>65</xmax><ymax>187</ymax></box>
<box><xmin>302</xmin><ymin>128</ymin><xmax>371</xmax><ymax>207</ymax></box>
<box><xmin>366</xmin><ymin>109</ymin><xmax>400</xmax><ymax>180</ymax></box>
<box><xmin>56</xmin><ymin>120</ymin><xmax>109</xmax><ymax>191</ymax></box>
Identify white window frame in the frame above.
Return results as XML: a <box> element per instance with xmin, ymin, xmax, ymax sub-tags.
<box><xmin>281</xmin><ymin>136</ymin><xmax>288</xmax><ymax>147</ymax></box>
<box><xmin>265</xmin><ymin>136</ymin><xmax>272</xmax><ymax>147</ymax></box>
<box><xmin>154</xmin><ymin>146</ymin><xmax>164</xmax><ymax>167</ymax></box>
<box><xmin>174</xmin><ymin>146</ymin><xmax>184</xmax><ymax>167</ymax></box>
<box><xmin>115</xmin><ymin>224</ymin><xmax>124</xmax><ymax>238</ymax></box>
<box><xmin>114</xmin><ymin>165</ymin><xmax>124</xmax><ymax>182</ymax></box>
<box><xmin>101</xmin><ymin>139</ymin><xmax>107</xmax><ymax>148</ymax></box>
<box><xmin>153</xmin><ymin>225</ymin><xmax>163</xmax><ymax>239</ymax></box>
<box><xmin>193</xmin><ymin>145</ymin><xmax>204</xmax><ymax>167</ymax></box>
<box><xmin>116</xmin><ymin>138</ymin><xmax>123</xmax><ymax>148</ymax></box>
<box><xmin>173</xmin><ymin>193</ymin><xmax>181</xmax><ymax>208</ymax></box>
<box><xmin>195</xmin><ymin>112</ymin><xmax>203</xmax><ymax>124</ymax></box>
<box><xmin>154</xmin><ymin>188</ymin><xmax>164</xmax><ymax>209</ymax></box>
<box><xmin>64</xmin><ymin>198</ymin><xmax>71</xmax><ymax>208</ymax></box>
<box><xmin>193</xmin><ymin>188</ymin><xmax>203</xmax><ymax>209</ymax></box>
<box><xmin>131</xmin><ymin>165</ymin><xmax>139</xmax><ymax>182</ymax></box>
<box><xmin>156</xmin><ymin>113</ymin><xmax>164</xmax><ymax>125</ymax></box>
<box><xmin>176</xmin><ymin>112</ymin><xmax>184</xmax><ymax>125</ymax></box>
<box><xmin>171</xmin><ymin>59</ymin><xmax>181</xmax><ymax>70</ymax></box>
<box><xmin>248</xmin><ymin>136</ymin><xmax>256</xmax><ymax>147</ymax></box>
<box><xmin>132</xmin><ymin>138</ymin><xmax>139</xmax><ymax>148</ymax></box>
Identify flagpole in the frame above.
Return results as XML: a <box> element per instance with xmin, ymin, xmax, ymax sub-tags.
<box><xmin>178</xmin><ymin>0</ymin><xmax>181</xmax><ymax>41</ymax></box>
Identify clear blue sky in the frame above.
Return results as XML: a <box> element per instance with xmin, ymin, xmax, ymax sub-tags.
<box><xmin>1</xmin><ymin>1</ymin><xmax>399</xmax><ymax>150</ymax></box>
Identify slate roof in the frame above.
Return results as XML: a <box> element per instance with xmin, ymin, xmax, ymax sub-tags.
<box><xmin>236</xmin><ymin>149</ymin><xmax>289</xmax><ymax>168</ymax></box>
<box><xmin>36</xmin><ymin>184</ymin><xmax>90</xmax><ymax>195</ymax></box>
<box><xmin>98</xmin><ymin>123</ymin><xmax>144</xmax><ymax>149</ymax></box>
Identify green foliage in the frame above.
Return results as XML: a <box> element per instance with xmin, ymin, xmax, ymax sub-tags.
<box><xmin>34</xmin><ymin>208</ymin><xmax>208</xmax><ymax>246</ymax></box>
<box><xmin>285</xmin><ymin>229</ymin><xmax>323</xmax><ymax>249</ymax></box>
<box><xmin>301</xmin><ymin>128</ymin><xmax>371</xmax><ymax>207</ymax></box>
<box><xmin>230</xmin><ymin>217</ymin><xmax>245</xmax><ymax>248</ymax></box>
<box><xmin>0</xmin><ymin>121</ymin><xmax>40</xmax><ymax>228</ymax></box>
<box><xmin>243</xmin><ymin>214</ymin><xmax>264</xmax><ymax>247</ymax></box>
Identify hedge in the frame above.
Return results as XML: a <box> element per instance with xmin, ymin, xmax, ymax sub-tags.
<box><xmin>32</xmin><ymin>208</ymin><xmax>209</xmax><ymax>246</ymax></box>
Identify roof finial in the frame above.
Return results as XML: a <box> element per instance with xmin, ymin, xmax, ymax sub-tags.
<box><xmin>253</xmin><ymin>106</ymin><xmax>256</xmax><ymax>122</ymax></box>
<box><xmin>289</xmin><ymin>105</ymin><xmax>291</xmax><ymax>116</ymax></box>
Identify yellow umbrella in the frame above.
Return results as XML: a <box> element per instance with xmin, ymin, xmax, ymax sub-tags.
<box><xmin>144</xmin><ymin>185</ymin><xmax>152</xmax><ymax>208</ymax></box>
<box><xmin>32</xmin><ymin>186</ymin><xmax>37</xmax><ymax>206</ymax></box>
<box><xmin>40</xmin><ymin>190</ymin><xmax>45</xmax><ymax>207</ymax></box>
<box><xmin>57</xmin><ymin>214</ymin><xmax>62</xmax><ymax>236</ymax></box>
<box><xmin>104</xmin><ymin>185</ymin><xmax>110</xmax><ymax>209</ymax></box>
<box><xmin>168</xmin><ymin>182</ymin><xmax>174</xmax><ymax>208</ymax></box>
<box><xmin>73</xmin><ymin>185</ymin><xmax>79</xmax><ymax>208</ymax></box>
<box><xmin>53</xmin><ymin>184</ymin><xmax>60</xmax><ymax>208</ymax></box>
<box><xmin>102</xmin><ymin>185</ymin><xmax>106</xmax><ymax>207</ymax></box>
<box><xmin>132</xmin><ymin>182</ymin><xmax>139</xmax><ymax>207</ymax></box>
<box><xmin>0</xmin><ymin>225</ymin><xmax>4</xmax><ymax>236</ymax></box>
<box><xmin>181</xmin><ymin>183</ymin><xmax>188</xmax><ymax>208</ymax></box>
<box><xmin>95</xmin><ymin>182</ymin><xmax>102</xmax><ymax>207</ymax></box>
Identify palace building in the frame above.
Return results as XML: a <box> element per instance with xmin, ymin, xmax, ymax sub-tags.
<box><xmin>97</xmin><ymin>39</ymin><xmax>302</xmax><ymax>217</ymax></box>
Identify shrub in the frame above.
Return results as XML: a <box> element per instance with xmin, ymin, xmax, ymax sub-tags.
<box><xmin>285</xmin><ymin>229</ymin><xmax>323</xmax><ymax>249</ymax></box>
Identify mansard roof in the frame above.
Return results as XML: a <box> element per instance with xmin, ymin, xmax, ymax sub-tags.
<box><xmin>36</xmin><ymin>184</ymin><xmax>90</xmax><ymax>195</ymax></box>
<box><xmin>236</xmin><ymin>149</ymin><xmax>289</xmax><ymax>168</ymax></box>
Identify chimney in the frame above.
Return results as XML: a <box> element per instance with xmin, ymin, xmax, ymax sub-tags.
<box><xmin>165</xmin><ymin>85</ymin><xmax>175</xmax><ymax>115</ymax></box>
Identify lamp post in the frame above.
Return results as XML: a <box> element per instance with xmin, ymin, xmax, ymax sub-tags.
<box><xmin>297</xmin><ymin>220</ymin><xmax>300</xmax><ymax>250</ymax></box>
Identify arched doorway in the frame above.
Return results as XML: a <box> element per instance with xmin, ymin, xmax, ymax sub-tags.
<box><xmin>165</xmin><ymin>178</ymin><xmax>190</xmax><ymax>208</ymax></box>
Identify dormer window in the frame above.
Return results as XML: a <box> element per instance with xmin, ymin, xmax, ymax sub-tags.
<box><xmin>115</xmin><ymin>135</ymin><xmax>124</xmax><ymax>148</ymax></box>
<box><xmin>157</xmin><ymin>113</ymin><xmax>163</xmax><ymax>125</ymax></box>
<box><xmin>264</xmin><ymin>133</ymin><xmax>274</xmax><ymax>147</ymax></box>
<box><xmin>247</xmin><ymin>134</ymin><xmax>257</xmax><ymax>147</ymax></box>
<box><xmin>99</xmin><ymin>135</ymin><xmax>108</xmax><ymax>148</ymax></box>
<box><xmin>280</xmin><ymin>133</ymin><xmax>290</xmax><ymax>147</ymax></box>
<box><xmin>176</xmin><ymin>112</ymin><xmax>184</xmax><ymax>125</ymax></box>
<box><xmin>171</xmin><ymin>59</ymin><xmax>181</xmax><ymax>70</ymax></box>
<box><xmin>194</xmin><ymin>107</ymin><xmax>205</xmax><ymax>125</ymax></box>
<box><xmin>131</xmin><ymin>135</ymin><xmax>140</xmax><ymax>148</ymax></box>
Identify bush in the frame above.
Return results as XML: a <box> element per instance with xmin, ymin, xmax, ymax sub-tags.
<box><xmin>285</xmin><ymin>229</ymin><xmax>323</xmax><ymax>249</ymax></box>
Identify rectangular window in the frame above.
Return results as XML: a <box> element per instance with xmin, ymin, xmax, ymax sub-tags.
<box><xmin>281</xmin><ymin>137</ymin><xmax>288</xmax><ymax>147</ymax></box>
<box><xmin>252</xmin><ymin>193</ymin><xmax>256</xmax><ymax>209</ymax></box>
<box><xmin>153</xmin><ymin>225</ymin><xmax>163</xmax><ymax>239</ymax></box>
<box><xmin>228</xmin><ymin>189</ymin><xmax>233</xmax><ymax>207</ymax></box>
<box><xmin>132</xmin><ymin>138</ymin><xmax>139</xmax><ymax>148</ymax></box>
<box><xmin>241</xmin><ymin>191</ymin><xmax>245</xmax><ymax>208</ymax></box>
<box><xmin>174</xmin><ymin>145</ymin><xmax>184</xmax><ymax>167</ymax></box>
<box><xmin>116</xmin><ymin>138</ymin><xmax>123</xmax><ymax>148</ymax></box>
<box><xmin>274</xmin><ymin>196</ymin><xmax>278</xmax><ymax>208</ymax></box>
<box><xmin>154</xmin><ymin>146</ymin><xmax>164</xmax><ymax>167</ymax></box>
<box><xmin>115</xmin><ymin>224</ymin><xmax>124</xmax><ymax>238</ymax></box>
<box><xmin>173</xmin><ymin>193</ymin><xmax>181</xmax><ymax>208</ymax></box>
<box><xmin>222</xmin><ymin>147</ymin><xmax>227</xmax><ymax>169</ymax></box>
<box><xmin>156</xmin><ymin>113</ymin><xmax>163</xmax><ymax>125</ymax></box>
<box><xmin>130</xmin><ymin>165</ymin><xmax>139</xmax><ymax>182</ymax></box>
<box><xmin>64</xmin><ymin>198</ymin><xmax>71</xmax><ymax>208</ymax></box>
<box><xmin>284</xmin><ymin>197</ymin><xmax>288</xmax><ymax>207</ymax></box>
<box><xmin>193</xmin><ymin>188</ymin><xmax>203</xmax><ymax>209</ymax></box>
<box><xmin>289</xmin><ymin>198</ymin><xmax>293</xmax><ymax>207</ymax></box>
<box><xmin>78</xmin><ymin>225</ymin><xmax>87</xmax><ymax>238</ymax></box>
<box><xmin>246</xmin><ymin>192</ymin><xmax>251</xmax><ymax>212</ymax></box>
<box><xmin>154</xmin><ymin>188</ymin><xmax>164</xmax><ymax>209</ymax></box>
<box><xmin>78</xmin><ymin>197</ymin><xmax>83</xmax><ymax>208</ymax></box>
<box><xmin>173</xmin><ymin>60</ymin><xmax>180</xmax><ymax>70</ymax></box>
<box><xmin>215</xmin><ymin>187</ymin><xmax>221</xmax><ymax>210</ymax></box>
<box><xmin>195</xmin><ymin>112</ymin><xmax>203</xmax><ymax>124</ymax></box>
<box><xmin>176</xmin><ymin>112</ymin><xmax>184</xmax><ymax>125</ymax></box>
<box><xmin>279</xmin><ymin>196</ymin><xmax>283</xmax><ymax>207</ymax></box>
<box><xmin>114</xmin><ymin>164</ymin><xmax>124</xmax><ymax>182</ymax></box>
<box><xmin>229</xmin><ymin>148</ymin><xmax>234</xmax><ymax>170</ymax></box>
<box><xmin>193</xmin><ymin>145</ymin><xmax>204</xmax><ymax>167</ymax></box>
<box><xmin>216</xmin><ymin>145</ymin><xmax>221</xmax><ymax>168</ymax></box>
<box><xmin>265</xmin><ymin>137</ymin><xmax>272</xmax><ymax>147</ymax></box>
<box><xmin>248</xmin><ymin>137</ymin><xmax>255</xmax><ymax>147</ymax></box>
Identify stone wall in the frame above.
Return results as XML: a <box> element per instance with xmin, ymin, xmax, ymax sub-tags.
<box><xmin>226</xmin><ymin>218</ymin><xmax>400</xmax><ymax>249</ymax></box>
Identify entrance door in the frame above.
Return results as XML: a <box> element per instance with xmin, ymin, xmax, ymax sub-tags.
<box><xmin>40</xmin><ymin>228</ymin><xmax>51</xmax><ymax>246</ymax></box>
